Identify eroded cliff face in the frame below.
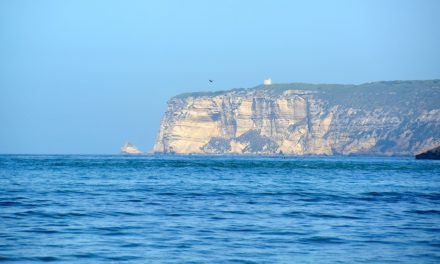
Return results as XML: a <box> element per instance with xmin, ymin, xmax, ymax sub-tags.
<box><xmin>154</xmin><ymin>80</ymin><xmax>440</xmax><ymax>155</ymax></box>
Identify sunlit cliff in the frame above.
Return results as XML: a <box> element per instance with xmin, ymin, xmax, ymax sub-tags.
<box><xmin>154</xmin><ymin>80</ymin><xmax>440</xmax><ymax>155</ymax></box>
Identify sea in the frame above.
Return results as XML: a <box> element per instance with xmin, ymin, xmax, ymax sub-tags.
<box><xmin>0</xmin><ymin>155</ymin><xmax>439</xmax><ymax>263</ymax></box>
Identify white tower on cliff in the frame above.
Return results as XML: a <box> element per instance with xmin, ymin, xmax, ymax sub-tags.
<box><xmin>263</xmin><ymin>78</ymin><xmax>272</xmax><ymax>86</ymax></box>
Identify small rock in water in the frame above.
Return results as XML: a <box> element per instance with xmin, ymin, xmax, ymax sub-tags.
<box><xmin>121</xmin><ymin>142</ymin><xmax>142</xmax><ymax>154</ymax></box>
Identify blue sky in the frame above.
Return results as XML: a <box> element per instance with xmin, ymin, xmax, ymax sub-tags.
<box><xmin>1</xmin><ymin>0</ymin><xmax>439</xmax><ymax>154</ymax></box>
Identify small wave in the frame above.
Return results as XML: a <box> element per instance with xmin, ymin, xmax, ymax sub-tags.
<box><xmin>409</xmin><ymin>209</ymin><xmax>440</xmax><ymax>215</ymax></box>
<box><xmin>0</xmin><ymin>256</ymin><xmax>60</xmax><ymax>263</ymax></box>
<box><xmin>222</xmin><ymin>227</ymin><xmax>258</xmax><ymax>233</ymax></box>
<box><xmin>419</xmin><ymin>193</ymin><xmax>440</xmax><ymax>201</ymax></box>
<box><xmin>299</xmin><ymin>236</ymin><xmax>346</xmax><ymax>244</ymax></box>
<box><xmin>282</xmin><ymin>211</ymin><xmax>305</xmax><ymax>217</ymax></box>
<box><xmin>121</xmin><ymin>242</ymin><xmax>144</xmax><ymax>248</ymax></box>
<box><xmin>92</xmin><ymin>226</ymin><xmax>139</xmax><ymax>236</ymax></box>
<box><xmin>33</xmin><ymin>256</ymin><xmax>60</xmax><ymax>262</ymax></box>
<box><xmin>156</xmin><ymin>192</ymin><xmax>178</xmax><ymax>196</ymax></box>
<box><xmin>260</xmin><ymin>230</ymin><xmax>307</xmax><ymax>236</ymax></box>
<box><xmin>14</xmin><ymin>210</ymin><xmax>88</xmax><ymax>219</ymax></box>
<box><xmin>358</xmin><ymin>191</ymin><xmax>405</xmax><ymax>202</ymax></box>
<box><xmin>105</xmin><ymin>255</ymin><xmax>142</xmax><ymax>261</ymax></box>
<box><xmin>0</xmin><ymin>256</ymin><xmax>14</xmax><ymax>261</ymax></box>
<box><xmin>0</xmin><ymin>201</ymin><xmax>23</xmax><ymax>206</ymax></box>
<box><xmin>209</xmin><ymin>216</ymin><xmax>228</xmax><ymax>220</ymax></box>
<box><xmin>363</xmin><ymin>191</ymin><xmax>402</xmax><ymax>196</ymax></box>
<box><xmin>225</xmin><ymin>259</ymin><xmax>258</xmax><ymax>264</ymax></box>
<box><xmin>307</xmin><ymin>212</ymin><xmax>360</xmax><ymax>219</ymax></box>
<box><xmin>68</xmin><ymin>253</ymin><xmax>100</xmax><ymax>259</ymax></box>
<box><xmin>26</xmin><ymin>228</ymin><xmax>59</xmax><ymax>234</ymax></box>
<box><xmin>219</xmin><ymin>210</ymin><xmax>248</xmax><ymax>215</ymax></box>
<box><xmin>125</xmin><ymin>198</ymin><xmax>143</xmax><ymax>202</ymax></box>
<box><xmin>0</xmin><ymin>200</ymin><xmax>39</xmax><ymax>209</ymax></box>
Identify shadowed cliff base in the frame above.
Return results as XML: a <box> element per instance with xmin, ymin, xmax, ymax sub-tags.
<box><xmin>154</xmin><ymin>80</ymin><xmax>440</xmax><ymax>156</ymax></box>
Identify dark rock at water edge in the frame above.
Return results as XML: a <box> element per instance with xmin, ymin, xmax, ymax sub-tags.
<box><xmin>415</xmin><ymin>146</ymin><xmax>440</xmax><ymax>160</ymax></box>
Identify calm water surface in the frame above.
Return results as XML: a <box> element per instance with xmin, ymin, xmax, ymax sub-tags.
<box><xmin>0</xmin><ymin>155</ymin><xmax>439</xmax><ymax>263</ymax></box>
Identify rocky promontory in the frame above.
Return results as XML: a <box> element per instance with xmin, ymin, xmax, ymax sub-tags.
<box><xmin>154</xmin><ymin>80</ymin><xmax>440</xmax><ymax>155</ymax></box>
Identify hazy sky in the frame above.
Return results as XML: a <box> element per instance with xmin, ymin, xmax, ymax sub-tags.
<box><xmin>1</xmin><ymin>0</ymin><xmax>439</xmax><ymax>154</ymax></box>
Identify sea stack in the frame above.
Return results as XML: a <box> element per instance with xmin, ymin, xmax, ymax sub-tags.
<box><xmin>120</xmin><ymin>143</ymin><xmax>142</xmax><ymax>154</ymax></box>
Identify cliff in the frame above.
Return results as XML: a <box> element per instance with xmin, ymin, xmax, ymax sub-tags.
<box><xmin>154</xmin><ymin>80</ymin><xmax>440</xmax><ymax>156</ymax></box>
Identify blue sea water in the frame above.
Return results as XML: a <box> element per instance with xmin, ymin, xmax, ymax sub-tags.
<box><xmin>0</xmin><ymin>155</ymin><xmax>439</xmax><ymax>263</ymax></box>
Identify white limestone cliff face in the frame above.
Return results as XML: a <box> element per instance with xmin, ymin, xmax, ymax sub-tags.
<box><xmin>154</xmin><ymin>81</ymin><xmax>440</xmax><ymax>155</ymax></box>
